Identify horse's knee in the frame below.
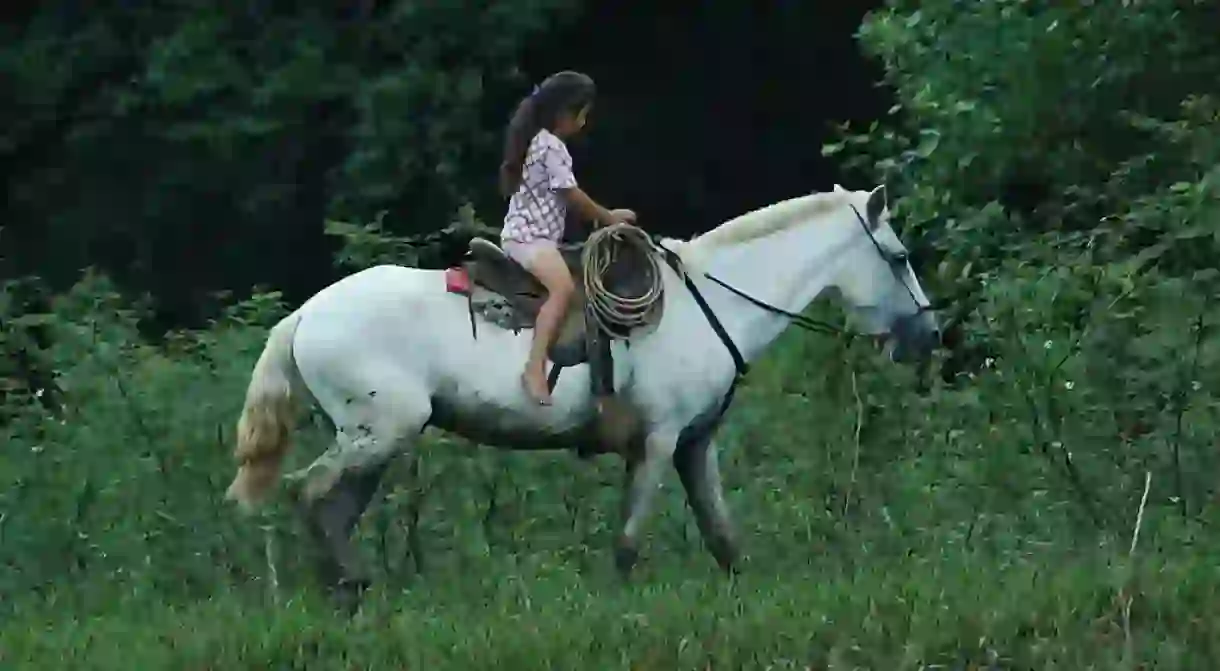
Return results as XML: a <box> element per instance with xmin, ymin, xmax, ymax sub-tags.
<box><xmin>300</xmin><ymin>462</ymin><xmax>343</xmax><ymax>504</ymax></box>
<box><xmin>312</xmin><ymin>419</ymin><xmax>418</xmax><ymax>498</ymax></box>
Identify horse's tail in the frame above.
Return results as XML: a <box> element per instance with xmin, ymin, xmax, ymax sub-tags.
<box><xmin>224</xmin><ymin>309</ymin><xmax>305</xmax><ymax>512</ymax></box>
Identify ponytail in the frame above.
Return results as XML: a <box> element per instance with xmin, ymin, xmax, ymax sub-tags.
<box><xmin>498</xmin><ymin>95</ymin><xmax>540</xmax><ymax>198</ymax></box>
<box><xmin>498</xmin><ymin>71</ymin><xmax>597</xmax><ymax>198</ymax></box>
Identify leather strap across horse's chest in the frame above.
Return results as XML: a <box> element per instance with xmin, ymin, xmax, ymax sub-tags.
<box><xmin>657</xmin><ymin>247</ymin><xmax>750</xmax><ymax>424</ymax></box>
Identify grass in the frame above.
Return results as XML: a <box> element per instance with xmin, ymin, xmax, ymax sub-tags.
<box><xmin>5</xmin><ymin>543</ymin><xmax>1220</xmax><ymax>669</ymax></box>
<box><xmin>3</xmin><ymin>288</ymin><xmax>1220</xmax><ymax>668</ymax></box>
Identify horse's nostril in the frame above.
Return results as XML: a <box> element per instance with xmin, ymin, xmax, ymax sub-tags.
<box><xmin>940</xmin><ymin>323</ymin><xmax>964</xmax><ymax>350</ymax></box>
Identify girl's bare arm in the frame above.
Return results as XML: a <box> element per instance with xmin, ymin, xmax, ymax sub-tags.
<box><xmin>561</xmin><ymin>186</ymin><xmax>616</xmax><ymax>226</ymax></box>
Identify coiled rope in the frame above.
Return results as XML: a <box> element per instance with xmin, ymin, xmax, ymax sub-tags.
<box><xmin>580</xmin><ymin>222</ymin><xmax>665</xmax><ymax>337</ymax></box>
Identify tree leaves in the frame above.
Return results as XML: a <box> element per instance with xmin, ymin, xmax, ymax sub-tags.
<box><xmin>822</xmin><ymin>0</ymin><xmax>1220</xmax><ymax>527</ymax></box>
<box><xmin>2</xmin><ymin>1</ymin><xmax>581</xmax><ymax>322</ymax></box>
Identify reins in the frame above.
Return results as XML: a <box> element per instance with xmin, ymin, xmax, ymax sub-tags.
<box><xmin>662</xmin><ymin>202</ymin><xmax>937</xmax><ymax>343</ymax></box>
<box><xmin>699</xmin><ymin>273</ymin><xmax>847</xmax><ymax>337</ymax></box>
<box><xmin>576</xmin><ymin>203</ymin><xmax>949</xmax><ymax>431</ymax></box>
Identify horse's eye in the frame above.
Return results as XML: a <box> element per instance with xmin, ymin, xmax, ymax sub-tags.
<box><xmin>890</xmin><ymin>252</ymin><xmax>909</xmax><ymax>265</ymax></box>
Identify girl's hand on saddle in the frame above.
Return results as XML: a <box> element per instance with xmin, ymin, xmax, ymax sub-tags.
<box><xmin>606</xmin><ymin>208</ymin><xmax>637</xmax><ymax>226</ymax></box>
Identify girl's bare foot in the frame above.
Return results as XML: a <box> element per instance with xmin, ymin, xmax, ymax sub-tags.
<box><xmin>521</xmin><ymin>369</ymin><xmax>553</xmax><ymax>405</ymax></box>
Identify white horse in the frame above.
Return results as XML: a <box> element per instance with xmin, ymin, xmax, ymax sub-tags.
<box><xmin>224</xmin><ymin>183</ymin><xmax>939</xmax><ymax>602</ymax></box>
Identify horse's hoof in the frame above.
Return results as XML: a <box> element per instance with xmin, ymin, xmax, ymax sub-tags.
<box><xmin>613</xmin><ymin>537</ymin><xmax>639</xmax><ymax>579</ymax></box>
<box><xmin>574</xmin><ymin>444</ymin><xmax>599</xmax><ymax>460</ymax></box>
<box><xmin>331</xmin><ymin>577</ymin><xmax>370</xmax><ymax>617</ymax></box>
<box><xmin>710</xmin><ymin>537</ymin><xmax>741</xmax><ymax>576</ymax></box>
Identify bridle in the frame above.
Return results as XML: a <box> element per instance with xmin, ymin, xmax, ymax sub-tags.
<box><xmin>652</xmin><ymin>200</ymin><xmax>944</xmax><ymax>427</ymax></box>
<box><xmin>659</xmin><ymin>202</ymin><xmax>938</xmax><ymax>343</ymax></box>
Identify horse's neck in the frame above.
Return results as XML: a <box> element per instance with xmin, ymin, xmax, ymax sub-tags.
<box><xmin>683</xmin><ymin>210</ymin><xmax>858</xmax><ymax>363</ymax></box>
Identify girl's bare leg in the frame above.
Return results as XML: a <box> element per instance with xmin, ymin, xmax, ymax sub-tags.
<box><xmin>521</xmin><ymin>244</ymin><xmax>574</xmax><ymax>405</ymax></box>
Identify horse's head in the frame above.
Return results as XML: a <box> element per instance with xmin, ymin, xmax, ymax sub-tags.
<box><xmin>829</xmin><ymin>184</ymin><xmax>940</xmax><ymax>365</ymax></box>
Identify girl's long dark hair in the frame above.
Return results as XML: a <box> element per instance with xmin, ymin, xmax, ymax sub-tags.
<box><xmin>498</xmin><ymin>70</ymin><xmax>596</xmax><ymax>197</ymax></box>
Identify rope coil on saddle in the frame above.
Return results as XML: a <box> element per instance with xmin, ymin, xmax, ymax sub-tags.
<box><xmin>580</xmin><ymin>222</ymin><xmax>665</xmax><ymax>337</ymax></box>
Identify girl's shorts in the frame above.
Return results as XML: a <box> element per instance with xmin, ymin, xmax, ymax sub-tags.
<box><xmin>501</xmin><ymin>238</ymin><xmax>558</xmax><ymax>271</ymax></box>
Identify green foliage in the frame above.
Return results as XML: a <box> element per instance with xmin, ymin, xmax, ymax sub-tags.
<box><xmin>839</xmin><ymin>0</ymin><xmax>1220</xmax><ymax>281</ymax></box>
<box><xmin>4</xmin><ymin>0</ymin><xmax>1220</xmax><ymax>666</ymax></box>
<box><xmin>1</xmin><ymin>1</ymin><xmax>580</xmax><ymax>311</ymax></box>
<box><xmin>324</xmin><ymin>202</ymin><xmax>496</xmax><ymax>271</ymax></box>
<box><xmin>826</xmin><ymin>0</ymin><xmax>1220</xmax><ymax>526</ymax></box>
<box><xmin>6</xmin><ymin>553</ymin><xmax>1220</xmax><ymax>669</ymax></box>
<box><xmin>3</xmin><ymin>282</ymin><xmax>1220</xmax><ymax>666</ymax></box>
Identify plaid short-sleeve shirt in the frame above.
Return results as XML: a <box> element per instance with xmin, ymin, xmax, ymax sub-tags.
<box><xmin>501</xmin><ymin>129</ymin><xmax>578</xmax><ymax>244</ymax></box>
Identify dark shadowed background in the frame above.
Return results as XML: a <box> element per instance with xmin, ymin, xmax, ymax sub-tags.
<box><xmin>2</xmin><ymin>1</ymin><xmax>886</xmax><ymax>330</ymax></box>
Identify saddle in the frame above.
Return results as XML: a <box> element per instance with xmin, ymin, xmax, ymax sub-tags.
<box><xmin>445</xmin><ymin>235</ymin><xmax>663</xmax><ymax>397</ymax></box>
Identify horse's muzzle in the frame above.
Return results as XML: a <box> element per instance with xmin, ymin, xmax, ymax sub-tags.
<box><xmin>887</xmin><ymin>311</ymin><xmax>940</xmax><ymax>364</ymax></box>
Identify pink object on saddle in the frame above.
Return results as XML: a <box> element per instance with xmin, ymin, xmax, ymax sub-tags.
<box><xmin>445</xmin><ymin>267</ymin><xmax>472</xmax><ymax>295</ymax></box>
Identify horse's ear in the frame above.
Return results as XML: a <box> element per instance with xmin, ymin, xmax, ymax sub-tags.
<box><xmin>865</xmin><ymin>184</ymin><xmax>887</xmax><ymax>230</ymax></box>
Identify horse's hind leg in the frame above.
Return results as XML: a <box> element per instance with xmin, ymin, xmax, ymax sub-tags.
<box><xmin>302</xmin><ymin>459</ymin><xmax>391</xmax><ymax>611</ymax></box>
<box><xmin>290</xmin><ymin>383</ymin><xmax>432</xmax><ymax>503</ymax></box>
<box><xmin>290</xmin><ymin>386</ymin><xmax>432</xmax><ymax>611</ymax></box>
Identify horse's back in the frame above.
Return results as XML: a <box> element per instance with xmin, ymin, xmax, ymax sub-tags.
<box><xmin>309</xmin><ymin>263</ymin><xmax>434</xmax><ymax>303</ymax></box>
<box><xmin>297</xmin><ymin>263</ymin><xmax>432</xmax><ymax>320</ymax></box>
<box><xmin>292</xmin><ymin>262</ymin><xmax>533</xmax><ymax>378</ymax></box>
<box><xmin>292</xmin><ymin>263</ymin><xmax>446</xmax><ymax>363</ymax></box>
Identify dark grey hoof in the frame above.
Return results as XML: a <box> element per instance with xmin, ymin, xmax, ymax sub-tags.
<box><xmin>331</xmin><ymin>577</ymin><xmax>370</xmax><ymax>617</ymax></box>
<box><xmin>575</xmin><ymin>443</ymin><xmax>601</xmax><ymax>460</ymax></box>
<box><xmin>613</xmin><ymin>539</ymin><xmax>639</xmax><ymax>579</ymax></box>
<box><xmin>710</xmin><ymin>538</ymin><xmax>741</xmax><ymax>576</ymax></box>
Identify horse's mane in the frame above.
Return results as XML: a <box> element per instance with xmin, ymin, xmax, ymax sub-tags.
<box><xmin>660</xmin><ymin>187</ymin><xmax>851</xmax><ymax>271</ymax></box>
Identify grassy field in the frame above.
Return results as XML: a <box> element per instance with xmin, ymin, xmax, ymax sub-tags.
<box><xmin>3</xmin><ymin>286</ymin><xmax>1220</xmax><ymax>668</ymax></box>
<box><xmin>7</xmin><ymin>546</ymin><xmax>1220</xmax><ymax>669</ymax></box>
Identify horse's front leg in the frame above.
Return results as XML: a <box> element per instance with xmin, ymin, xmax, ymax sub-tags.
<box><xmin>673</xmin><ymin>433</ymin><xmax>740</xmax><ymax>574</ymax></box>
<box><xmin>614</xmin><ymin>428</ymin><xmax>679</xmax><ymax>578</ymax></box>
